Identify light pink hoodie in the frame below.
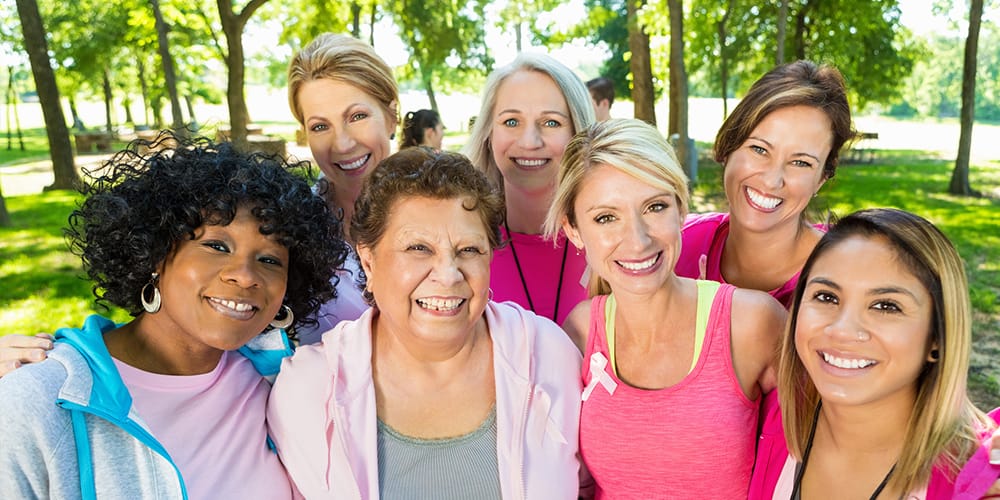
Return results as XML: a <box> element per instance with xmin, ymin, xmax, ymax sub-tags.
<box><xmin>266</xmin><ymin>301</ymin><xmax>584</xmax><ymax>499</ymax></box>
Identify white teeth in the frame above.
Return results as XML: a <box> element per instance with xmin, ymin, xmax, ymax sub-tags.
<box><xmin>514</xmin><ymin>158</ymin><xmax>547</xmax><ymax>167</ymax></box>
<box><xmin>617</xmin><ymin>254</ymin><xmax>659</xmax><ymax>271</ymax></box>
<box><xmin>337</xmin><ymin>154</ymin><xmax>370</xmax><ymax>171</ymax></box>
<box><xmin>746</xmin><ymin>187</ymin><xmax>782</xmax><ymax>209</ymax></box>
<box><xmin>416</xmin><ymin>298</ymin><xmax>465</xmax><ymax>311</ymax></box>
<box><xmin>822</xmin><ymin>352</ymin><xmax>876</xmax><ymax>369</ymax></box>
<box><xmin>211</xmin><ymin>298</ymin><xmax>253</xmax><ymax>312</ymax></box>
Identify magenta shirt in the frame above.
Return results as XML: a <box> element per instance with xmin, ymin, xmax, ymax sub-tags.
<box><xmin>490</xmin><ymin>228</ymin><xmax>588</xmax><ymax>324</ymax></box>
<box><xmin>677</xmin><ymin>212</ymin><xmax>816</xmax><ymax>309</ymax></box>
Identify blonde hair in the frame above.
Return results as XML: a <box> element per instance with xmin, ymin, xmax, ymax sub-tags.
<box><xmin>463</xmin><ymin>52</ymin><xmax>596</xmax><ymax>189</ymax></box>
<box><xmin>543</xmin><ymin>119</ymin><xmax>690</xmax><ymax>297</ymax></box>
<box><xmin>778</xmin><ymin>208</ymin><xmax>994</xmax><ymax>493</ymax></box>
<box><xmin>287</xmin><ymin>33</ymin><xmax>398</xmax><ymax>128</ymax></box>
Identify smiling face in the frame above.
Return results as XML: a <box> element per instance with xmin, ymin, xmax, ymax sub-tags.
<box><xmin>723</xmin><ymin>105</ymin><xmax>831</xmax><ymax>234</ymax></box>
<box><xmin>357</xmin><ymin>196</ymin><xmax>492</xmax><ymax>344</ymax></box>
<box><xmin>489</xmin><ymin>70</ymin><xmax>574</xmax><ymax>196</ymax></box>
<box><xmin>298</xmin><ymin>78</ymin><xmax>396</xmax><ymax>209</ymax></box>
<box><xmin>152</xmin><ymin>207</ymin><xmax>289</xmax><ymax>353</ymax></box>
<box><xmin>564</xmin><ymin>165</ymin><xmax>683</xmax><ymax>297</ymax></box>
<box><xmin>795</xmin><ymin>234</ymin><xmax>934</xmax><ymax>409</ymax></box>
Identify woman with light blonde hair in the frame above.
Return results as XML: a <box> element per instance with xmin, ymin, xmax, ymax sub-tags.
<box><xmin>548</xmin><ymin>119</ymin><xmax>787</xmax><ymax>497</ymax></box>
<box><xmin>750</xmin><ymin>208</ymin><xmax>1000</xmax><ymax>498</ymax></box>
<box><xmin>463</xmin><ymin>52</ymin><xmax>595</xmax><ymax>324</ymax></box>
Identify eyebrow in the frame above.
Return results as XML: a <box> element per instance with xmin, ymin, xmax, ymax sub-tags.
<box><xmin>807</xmin><ymin>277</ymin><xmax>921</xmax><ymax>301</ymax></box>
<box><xmin>584</xmin><ymin>192</ymin><xmax>674</xmax><ymax>213</ymax></box>
<box><xmin>748</xmin><ymin>136</ymin><xmax>821</xmax><ymax>164</ymax></box>
<box><xmin>496</xmin><ymin>109</ymin><xmax>571</xmax><ymax>119</ymax></box>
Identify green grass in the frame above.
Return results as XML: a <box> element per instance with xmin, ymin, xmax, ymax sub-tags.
<box><xmin>0</xmin><ymin>127</ymin><xmax>51</xmax><ymax>165</ymax></box>
<box><xmin>691</xmin><ymin>151</ymin><xmax>1000</xmax><ymax>409</ymax></box>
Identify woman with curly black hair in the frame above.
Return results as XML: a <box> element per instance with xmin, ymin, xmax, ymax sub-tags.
<box><xmin>0</xmin><ymin>134</ymin><xmax>348</xmax><ymax>499</ymax></box>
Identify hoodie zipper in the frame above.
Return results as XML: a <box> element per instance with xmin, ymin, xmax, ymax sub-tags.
<box><xmin>57</xmin><ymin>399</ymin><xmax>189</xmax><ymax>500</ymax></box>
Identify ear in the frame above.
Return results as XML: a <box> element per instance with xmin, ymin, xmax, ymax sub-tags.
<box><xmin>561</xmin><ymin>216</ymin><xmax>584</xmax><ymax>251</ymax></box>
<box><xmin>357</xmin><ymin>244</ymin><xmax>376</xmax><ymax>279</ymax></box>
<box><xmin>387</xmin><ymin>101</ymin><xmax>399</xmax><ymax>128</ymax></box>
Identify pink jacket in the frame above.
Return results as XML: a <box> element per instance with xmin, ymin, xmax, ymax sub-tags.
<box><xmin>748</xmin><ymin>392</ymin><xmax>1000</xmax><ymax>499</ymax></box>
<box><xmin>266</xmin><ymin>302</ymin><xmax>584</xmax><ymax>500</ymax></box>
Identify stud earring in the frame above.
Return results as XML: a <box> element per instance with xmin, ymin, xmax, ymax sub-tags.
<box><xmin>140</xmin><ymin>273</ymin><xmax>161</xmax><ymax>313</ymax></box>
<box><xmin>270</xmin><ymin>305</ymin><xmax>294</xmax><ymax>330</ymax></box>
<box><xmin>928</xmin><ymin>349</ymin><xmax>940</xmax><ymax>362</ymax></box>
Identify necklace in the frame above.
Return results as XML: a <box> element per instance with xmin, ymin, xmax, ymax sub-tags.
<box><xmin>504</xmin><ymin>221</ymin><xmax>568</xmax><ymax>322</ymax></box>
<box><xmin>790</xmin><ymin>402</ymin><xmax>896</xmax><ymax>500</ymax></box>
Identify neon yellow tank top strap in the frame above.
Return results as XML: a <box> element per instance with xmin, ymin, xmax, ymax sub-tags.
<box><xmin>604</xmin><ymin>294</ymin><xmax>619</xmax><ymax>377</ymax></box>
<box><xmin>604</xmin><ymin>281</ymin><xmax>720</xmax><ymax>379</ymax></box>
<box><xmin>691</xmin><ymin>280</ymin><xmax>721</xmax><ymax>373</ymax></box>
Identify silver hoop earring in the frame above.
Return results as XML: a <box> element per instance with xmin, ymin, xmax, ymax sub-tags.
<box><xmin>270</xmin><ymin>305</ymin><xmax>294</xmax><ymax>330</ymax></box>
<box><xmin>140</xmin><ymin>273</ymin><xmax>161</xmax><ymax>313</ymax></box>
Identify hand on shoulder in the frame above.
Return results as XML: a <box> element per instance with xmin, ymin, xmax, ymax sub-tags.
<box><xmin>0</xmin><ymin>333</ymin><xmax>54</xmax><ymax>377</ymax></box>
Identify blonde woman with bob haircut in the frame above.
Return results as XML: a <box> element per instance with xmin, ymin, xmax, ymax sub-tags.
<box><xmin>463</xmin><ymin>52</ymin><xmax>595</xmax><ymax>324</ymax></box>
<box><xmin>750</xmin><ymin>208</ymin><xmax>1000</xmax><ymax>498</ymax></box>
<box><xmin>547</xmin><ymin>119</ymin><xmax>787</xmax><ymax>498</ymax></box>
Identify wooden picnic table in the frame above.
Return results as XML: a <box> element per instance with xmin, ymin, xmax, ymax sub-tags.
<box><xmin>73</xmin><ymin>131</ymin><xmax>114</xmax><ymax>154</ymax></box>
<box><xmin>845</xmin><ymin>131</ymin><xmax>879</xmax><ymax>163</ymax></box>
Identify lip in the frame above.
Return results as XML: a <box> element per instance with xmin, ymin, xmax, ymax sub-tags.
<box><xmin>511</xmin><ymin>157</ymin><xmax>550</xmax><ymax>171</ymax></box>
<box><xmin>414</xmin><ymin>296</ymin><xmax>468</xmax><ymax>317</ymax></box>
<box><xmin>744</xmin><ymin>186</ymin><xmax>783</xmax><ymax>212</ymax></box>
<box><xmin>333</xmin><ymin>153</ymin><xmax>372</xmax><ymax>176</ymax></box>
<box><xmin>615</xmin><ymin>252</ymin><xmax>662</xmax><ymax>276</ymax></box>
<box><xmin>206</xmin><ymin>296</ymin><xmax>258</xmax><ymax>321</ymax></box>
<box><xmin>815</xmin><ymin>349</ymin><xmax>879</xmax><ymax>377</ymax></box>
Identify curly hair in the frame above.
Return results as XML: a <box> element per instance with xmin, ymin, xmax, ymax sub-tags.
<box><xmin>65</xmin><ymin>133</ymin><xmax>349</xmax><ymax>336</ymax></box>
<box><xmin>351</xmin><ymin>147</ymin><xmax>504</xmax><ymax>305</ymax></box>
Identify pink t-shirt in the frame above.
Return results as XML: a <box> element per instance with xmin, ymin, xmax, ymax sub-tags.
<box><xmin>490</xmin><ymin>228</ymin><xmax>588</xmax><ymax>325</ymax></box>
<box><xmin>678</xmin><ymin>212</ymin><xmax>818</xmax><ymax>308</ymax></box>
<box><xmin>579</xmin><ymin>285</ymin><xmax>759</xmax><ymax>499</ymax></box>
<box><xmin>114</xmin><ymin>351</ymin><xmax>294</xmax><ymax>500</ymax></box>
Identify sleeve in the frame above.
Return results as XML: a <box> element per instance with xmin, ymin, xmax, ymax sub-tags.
<box><xmin>0</xmin><ymin>362</ymin><xmax>76</xmax><ymax>499</ymax></box>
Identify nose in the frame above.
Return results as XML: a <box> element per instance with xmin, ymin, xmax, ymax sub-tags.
<box><xmin>431</xmin><ymin>254</ymin><xmax>464</xmax><ymax>287</ymax></box>
<box><xmin>625</xmin><ymin>215</ymin><xmax>652</xmax><ymax>251</ymax></box>
<box><xmin>823</xmin><ymin>307</ymin><xmax>869</xmax><ymax>343</ymax></box>
<box><xmin>332</xmin><ymin>126</ymin><xmax>357</xmax><ymax>154</ymax></box>
<box><xmin>515</xmin><ymin>123</ymin><xmax>543</xmax><ymax>150</ymax></box>
<box><xmin>221</xmin><ymin>257</ymin><xmax>262</xmax><ymax>289</ymax></box>
<box><xmin>759</xmin><ymin>160</ymin><xmax>785</xmax><ymax>190</ymax></box>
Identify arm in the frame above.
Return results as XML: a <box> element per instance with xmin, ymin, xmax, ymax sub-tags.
<box><xmin>729</xmin><ymin>289</ymin><xmax>787</xmax><ymax>399</ymax></box>
<box><xmin>0</xmin><ymin>334</ymin><xmax>54</xmax><ymax>377</ymax></box>
<box><xmin>560</xmin><ymin>299</ymin><xmax>592</xmax><ymax>355</ymax></box>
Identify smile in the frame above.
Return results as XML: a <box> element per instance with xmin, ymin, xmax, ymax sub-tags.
<box><xmin>513</xmin><ymin>158</ymin><xmax>549</xmax><ymax>169</ymax></box>
<box><xmin>336</xmin><ymin>153</ymin><xmax>371</xmax><ymax>171</ymax></box>
<box><xmin>616</xmin><ymin>252</ymin><xmax>661</xmax><ymax>272</ymax></box>
<box><xmin>207</xmin><ymin>297</ymin><xmax>257</xmax><ymax>320</ymax></box>
<box><xmin>416</xmin><ymin>297</ymin><xmax>466</xmax><ymax>312</ymax></box>
<box><xmin>745</xmin><ymin>186</ymin><xmax>782</xmax><ymax>210</ymax></box>
<box><xmin>821</xmin><ymin>351</ymin><xmax>877</xmax><ymax>369</ymax></box>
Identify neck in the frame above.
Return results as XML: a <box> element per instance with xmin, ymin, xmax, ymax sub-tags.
<box><xmin>611</xmin><ymin>274</ymin><xmax>691</xmax><ymax>342</ymax></box>
<box><xmin>503</xmin><ymin>184</ymin><xmax>553</xmax><ymax>234</ymax></box>
<box><xmin>325</xmin><ymin>184</ymin><xmax>357</xmax><ymax>245</ymax></box>
<box><xmin>723</xmin><ymin>218</ymin><xmax>817</xmax><ymax>282</ymax></box>
<box><xmin>816</xmin><ymin>390</ymin><xmax>916</xmax><ymax>457</ymax></box>
<box><xmin>104</xmin><ymin>318</ymin><xmax>224</xmax><ymax>375</ymax></box>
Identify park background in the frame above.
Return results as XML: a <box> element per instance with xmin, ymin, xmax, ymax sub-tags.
<box><xmin>1</xmin><ymin>0</ymin><xmax>999</xmax><ymax>406</ymax></box>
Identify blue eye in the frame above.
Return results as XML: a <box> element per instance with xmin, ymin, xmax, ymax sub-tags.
<box><xmin>503</xmin><ymin>118</ymin><xmax>518</xmax><ymax>127</ymax></box>
<box><xmin>749</xmin><ymin>145</ymin><xmax>766</xmax><ymax>155</ymax></box>
<box><xmin>543</xmin><ymin>119</ymin><xmax>561</xmax><ymax>128</ymax></box>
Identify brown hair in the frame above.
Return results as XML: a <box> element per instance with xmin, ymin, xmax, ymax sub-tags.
<box><xmin>352</xmin><ymin>147</ymin><xmax>505</xmax><ymax>263</ymax></box>
<box><xmin>287</xmin><ymin>33</ymin><xmax>398</xmax><ymax>127</ymax></box>
<box><xmin>714</xmin><ymin>60</ymin><xmax>854</xmax><ymax>180</ymax></box>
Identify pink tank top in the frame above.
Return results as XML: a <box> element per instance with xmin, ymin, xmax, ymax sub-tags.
<box><xmin>579</xmin><ymin>283</ymin><xmax>759</xmax><ymax>499</ymax></box>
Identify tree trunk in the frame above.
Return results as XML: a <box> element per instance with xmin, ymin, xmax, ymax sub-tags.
<box><xmin>217</xmin><ymin>0</ymin><xmax>268</xmax><ymax>150</ymax></box>
<box><xmin>776</xmin><ymin>0</ymin><xmax>788</xmax><ymax>65</ymax></box>
<box><xmin>138</xmin><ymin>59</ymin><xmax>151</xmax><ymax>127</ymax></box>
<box><xmin>627</xmin><ymin>0</ymin><xmax>655</xmax><ymax>124</ymax></box>
<box><xmin>351</xmin><ymin>2</ymin><xmax>362</xmax><ymax>38</ymax></box>
<box><xmin>184</xmin><ymin>95</ymin><xmax>197</xmax><ymax>129</ymax></box>
<box><xmin>369</xmin><ymin>1</ymin><xmax>376</xmax><ymax>47</ymax></box>
<box><xmin>667</xmin><ymin>0</ymin><xmax>690</xmax><ymax>179</ymax></box>
<box><xmin>7</xmin><ymin>68</ymin><xmax>27</xmax><ymax>150</ymax></box>
<box><xmin>69</xmin><ymin>97</ymin><xmax>85</xmax><ymax>131</ymax></box>
<box><xmin>150</xmin><ymin>0</ymin><xmax>185</xmax><ymax>134</ymax></box>
<box><xmin>423</xmin><ymin>70</ymin><xmax>438</xmax><ymax>112</ymax></box>
<box><xmin>15</xmin><ymin>0</ymin><xmax>78</xmax><ymax>190</ymax></box>
<box><xmin>123</xmin><ymin>96</ymin><xmax>135</xmax><ymax>125</ymax></box>
<box><xmin>949</xmin><ymin>0</ymin><xmax>982</xmax><ymax>196</ymax></box>
<box><xmin>102</xmin><ymin>67</ymin><xmax>114</xmax><ymax>133</ymax></box>
<box><xmin>516</xmin><ymin>22</ymin><xmax>523</xmax><ymax>52</ymax></box>
<box><xmin>717</xmin><ymin>0</ymin><xmax>735</xmax><ymax>119</ymax></box>
<box><xmin>0</xmin><ymin>183</ymin><xmax>11</xmax><ymax>226</ymax></box>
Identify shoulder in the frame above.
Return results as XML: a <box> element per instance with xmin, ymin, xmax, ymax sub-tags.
<box><xmin>0</xmin><ymin>353</ymin><xmax>72</xmax><ymax>439</ymax></box>
<box><xmin>682</xmin><ymin>211</ymin><xmax>728</xmax><ymax>232</ymax></box>
<box><xmin>730</xmin><ymin>288</ymin><xmax>787</xmax><ymax>332</ymax></box>
<box><xmin>489</xmin><ymin>302</ymin><xmax>582</xmax><ymax>374</ymax></box>
<box><xmin>561</xmin><ymin>299</ymin><xmax>593</xmax><ymax>355</ymax></box>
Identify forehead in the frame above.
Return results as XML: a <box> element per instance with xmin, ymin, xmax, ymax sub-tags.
<box><xmin>809</xmin><ymin>234</ymin><xmax>926</xmax><ymax>293</ymax></box>
<box><xmin>576</xmin><ymin>165</ymin><xmax>673</xmax><ymax>204</ymax></box>
<box><xmin>495</xmin><ymin>70</ymin><xmax>568</xmax><ymax>111</ymax></box>
<box><xmin>384</xmin><ymin>196</ymin><xmax>489</xmax><ymax>239</ymax></box>
<box><xmin>298</xmin><ymin>79</ymin><xmax>383</xmax><ymax>114</ymax></box>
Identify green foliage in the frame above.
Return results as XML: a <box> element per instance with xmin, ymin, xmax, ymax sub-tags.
<box><xmin>0</xmin><ymin>191</ymin><xmax>131</xmax><ymax>334</ymax></box>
